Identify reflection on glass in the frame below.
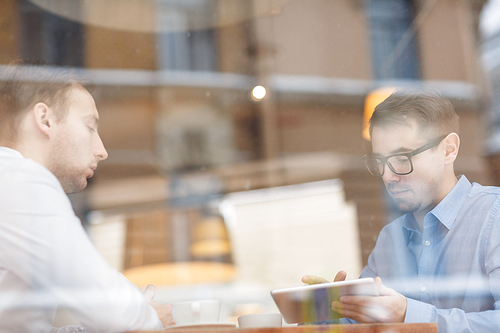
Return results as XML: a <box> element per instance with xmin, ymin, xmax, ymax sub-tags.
<box><xmin>0</xmin><ymin>0</ymin><xmax>495</xmax><ymax>331</ymax></box>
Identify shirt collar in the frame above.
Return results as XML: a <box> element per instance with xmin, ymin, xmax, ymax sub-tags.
<box><xmin>401</xmin><ymin>175</ymin><xmax>471</xmax><ymax>244</ymax></box>
<box><xmin>429</xmin><ymin>175</ymin><xmax>471</xmax><ymax>230</ymax></box>
<box><xmin>402</xmin><ymin>213</ymin><xmax>421</xmax><ymax>246</ymax></box>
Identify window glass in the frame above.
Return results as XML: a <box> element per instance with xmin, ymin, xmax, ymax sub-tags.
<box><xmin>0</xmin><ymin>0</ymin><xmax>496</xmax><ymax>330</ymax></box>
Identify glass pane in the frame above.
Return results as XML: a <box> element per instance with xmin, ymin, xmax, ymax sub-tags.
<box><xmin>0</xmin><ymin>0</ymin><xmax>496</xmax><ymax>331</ymax></box>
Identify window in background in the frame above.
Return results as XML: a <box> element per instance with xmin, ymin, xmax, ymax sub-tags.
<box><xmin>19</xmin><ymin>0</ymin><xmax>84</xmax><ymax>67</ymax></box>
<box><xmin>156</xmin><ymin>0</ymin><xmax>218</xmax><ymax>71</ymax></box>
<box><xmin>367</xmin><ymin>0</ymin><xmax>420</xmax><ymax>79</ymax></box>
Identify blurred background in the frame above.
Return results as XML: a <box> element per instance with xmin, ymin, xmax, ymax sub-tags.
<box><xmin>1</xmin><ymin>0</ymin><xmax>500</xmax><ymax>326</ymax></box>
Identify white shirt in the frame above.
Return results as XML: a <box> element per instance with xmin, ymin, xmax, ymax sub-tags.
<box><xmin>0</xmin><ymin>147</ymin><xmax>162</xmax><ymax>332</ymax></box>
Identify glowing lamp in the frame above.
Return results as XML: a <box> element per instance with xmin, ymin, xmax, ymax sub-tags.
<box><xmin>363</xmin><ymin>87</ymin><xmax>397</xmax><ymax>141</ymax></box>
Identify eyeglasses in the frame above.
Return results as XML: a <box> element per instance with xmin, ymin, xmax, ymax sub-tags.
<box><xmin>363</xmin><ymin>134</ymin><xmax>448</xmax><ymax>177</ymax></box>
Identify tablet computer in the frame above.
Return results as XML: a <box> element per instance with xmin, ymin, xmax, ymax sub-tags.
<box><xmin>270</xmin><ymin>278</ymin><xmax>379</xmax><ymax>324</ymax></box>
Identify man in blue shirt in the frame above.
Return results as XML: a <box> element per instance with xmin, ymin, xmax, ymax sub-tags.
<box><xmin>304</xmin><ymin>90</ymin><xmax>500</xmax><ymax>332</ymax></box>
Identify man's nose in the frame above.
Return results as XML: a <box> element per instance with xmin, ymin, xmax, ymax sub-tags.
<box><xmin>95</xmin><ymin>134</ymin><xmax>108</xmax><ymax>162</ymax></box>
<box><xmin>382</xmin><ymin>163</ymin><xmax>399</xmax><ymax>183</ymax></box>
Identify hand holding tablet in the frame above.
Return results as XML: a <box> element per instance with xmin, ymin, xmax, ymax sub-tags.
<box><xmin>271</xmin><ymin>278</ymin><xmax>379</xmax><ymax>324</ymax></box>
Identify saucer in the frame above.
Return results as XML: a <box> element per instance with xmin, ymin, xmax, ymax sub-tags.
<box><xmin>166</xmin><ymin>322</ymin><xmax>236</xmax><ymax>330</ymax></box>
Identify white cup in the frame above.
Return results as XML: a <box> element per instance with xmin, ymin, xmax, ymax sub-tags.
<box><xmin>172</xmin><ymin>300</ymin><xmax>220</xmax><ymax>325</ymax></box>
<box><xmin>238</xmin><ymin>313</ymin><xmax>283</xmax><ymax>328</ymax></box>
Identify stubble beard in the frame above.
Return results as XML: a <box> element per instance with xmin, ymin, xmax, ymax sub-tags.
<box><xmin>390</xmin><ymin>184</ymin><xmax>437</xmax><ymax>215</ymax></box>
<box><xmin>51</xmin><ymin>163</ymin><xmax>89</xmax><ymax>194</ymax></box>
<box><xmin>47</xmin><ymin>145</ymin><xmax>89</xmax><ymax>194</ymax></box>
<box><xmin>392</xmin><ymin>196</ymin><xmax>422</xmax><ymax>214</ymax></box>
<box><xmin>62</xmin><ymin>174</ymin><xmax>88</xmax><ymax>194</ymax></box>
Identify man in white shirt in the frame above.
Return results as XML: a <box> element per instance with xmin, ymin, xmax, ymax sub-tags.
<box><xmin>0</xmin><ymin>61</ymin><xmax>173</xmax><ymax>332</ymax></box>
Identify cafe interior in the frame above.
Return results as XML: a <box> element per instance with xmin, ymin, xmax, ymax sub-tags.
<box><xmin>0</xmin><ymin>0</ymin><xmax>498</xmax><ymax>328</ymax></box>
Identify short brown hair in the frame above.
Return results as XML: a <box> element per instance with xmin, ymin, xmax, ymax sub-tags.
<box><xmin>369</xmin><ymin>89</ymin><xmax>459</xmax><ymax>140</ymax></box>
<box><xmin>0</xmin><ymin>60</ymin><xmax>89</xmax><ymax>143</ymax></box>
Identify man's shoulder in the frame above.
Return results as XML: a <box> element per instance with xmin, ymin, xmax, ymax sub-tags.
<box><xmin>0</xmin><ymin>154</ymin><xmax>72</xmax><ymax>217</ymax></box>
<box><xmin>0</xmin><ymin>154</ymin><xmax>65</xmax><ymax>202</ymax></box>
<box><xmin>469</xmin><ymin>182</ymin><xmax>500</xmax><ymax>197</ymax></box>
<box><xmin>0</xmin><ymin>154</ymin><xmax>58</xmax><ymax>186</ymax></box>
<box><xmin>458</xmin><ymin>181</ymin><xmax>500</xmax><ymax>216</ymax></box>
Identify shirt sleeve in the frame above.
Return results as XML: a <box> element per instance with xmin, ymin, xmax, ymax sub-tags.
<box><xmin>361</xmin><ymin>262</ymin><xmax>500</xmax><ymax>332</ymax></box>
<box><xmin>355</xmin><ymin>219</ymin><xmax>500</xmax><ymax>332</ymax></box>
<box><xmin>0</xmin><ymin>163</ymin><xmax>162</xmax><ymax>332</ymax></box>
<box><xmin>401</xmin><ymin>199</ymin><xmax>500</xmax><ymax>333</ymax></box>
<box><xmin>404</xmin><ymin>297</ymin><xmax>500</xmax><ymax>332</ymax></box>
<box><xmin>362</xmin><ymin>258</ymin><xmax>500</xmax><ymax>333</ymax></box>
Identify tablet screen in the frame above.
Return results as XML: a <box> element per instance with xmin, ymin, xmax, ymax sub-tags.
<box><xmin>270</xmin><ymin>278</ymin><xmax>379</xmax><ymax>324</ymax></box>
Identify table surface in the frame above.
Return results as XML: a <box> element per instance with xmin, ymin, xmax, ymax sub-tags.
<box><xmin>130</xmin><ymin>323</ymin><xmax>438</xmax><ymax>333</ymax></box>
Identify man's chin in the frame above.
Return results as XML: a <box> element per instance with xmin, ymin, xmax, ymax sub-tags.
<box><xmin>63</xmin><ymin>179</ymin><xmax>88</xmax><ymax>194</ymax></box>
<box><xmin>393</xmin><ymin>199</ymin><xmax>420</xmax><ymax>214</ymax></box>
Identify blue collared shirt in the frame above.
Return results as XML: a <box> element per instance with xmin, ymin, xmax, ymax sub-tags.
<box><xmin>359</xmin><ymin>175</ymin><xmax>500</xmax><ymax>332</ymax></box>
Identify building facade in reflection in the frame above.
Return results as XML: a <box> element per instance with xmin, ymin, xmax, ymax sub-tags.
<box><xmin>0</xmin><ymin>0</ymin><xmax>491</xmax><ymax>293</ymax></box>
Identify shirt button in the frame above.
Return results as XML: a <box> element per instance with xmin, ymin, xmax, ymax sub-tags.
<box><xmin>425</xmin><ymin>240</ymin><xmax>431</xmax><ymax>246</ymax></box>
<box><xmin>420</xmin><ymin>286</ymin><xmax>427</xmax><ymax>292</ymax></box>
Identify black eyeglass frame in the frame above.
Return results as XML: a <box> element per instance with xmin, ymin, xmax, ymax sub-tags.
<box><xmin>363</xmin><ymin>134</ymin><xmax>449</xmax><ymax>177</ymax></box>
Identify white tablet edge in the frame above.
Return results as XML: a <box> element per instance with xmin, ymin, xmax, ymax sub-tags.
<box><xmin>270</xmin><ymin>277</ymin><xmax>379</xmax><ymax>296</ymax></box>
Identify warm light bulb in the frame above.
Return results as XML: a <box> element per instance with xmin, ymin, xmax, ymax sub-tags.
<box><xmin>251</xmin><ymin>85</ymin><xmax>267</xmax><ymax>101</ymax></box>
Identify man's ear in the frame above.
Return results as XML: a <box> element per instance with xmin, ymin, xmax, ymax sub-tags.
<box><xmin>443</xmin><ymin>132</ymin><xmax>460</xmax><ymax>164</ymax></box>
<box><xmin>33</xmin><ymin>102</ymin><xmax>53</xmax><ymax>137</ymax></box>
